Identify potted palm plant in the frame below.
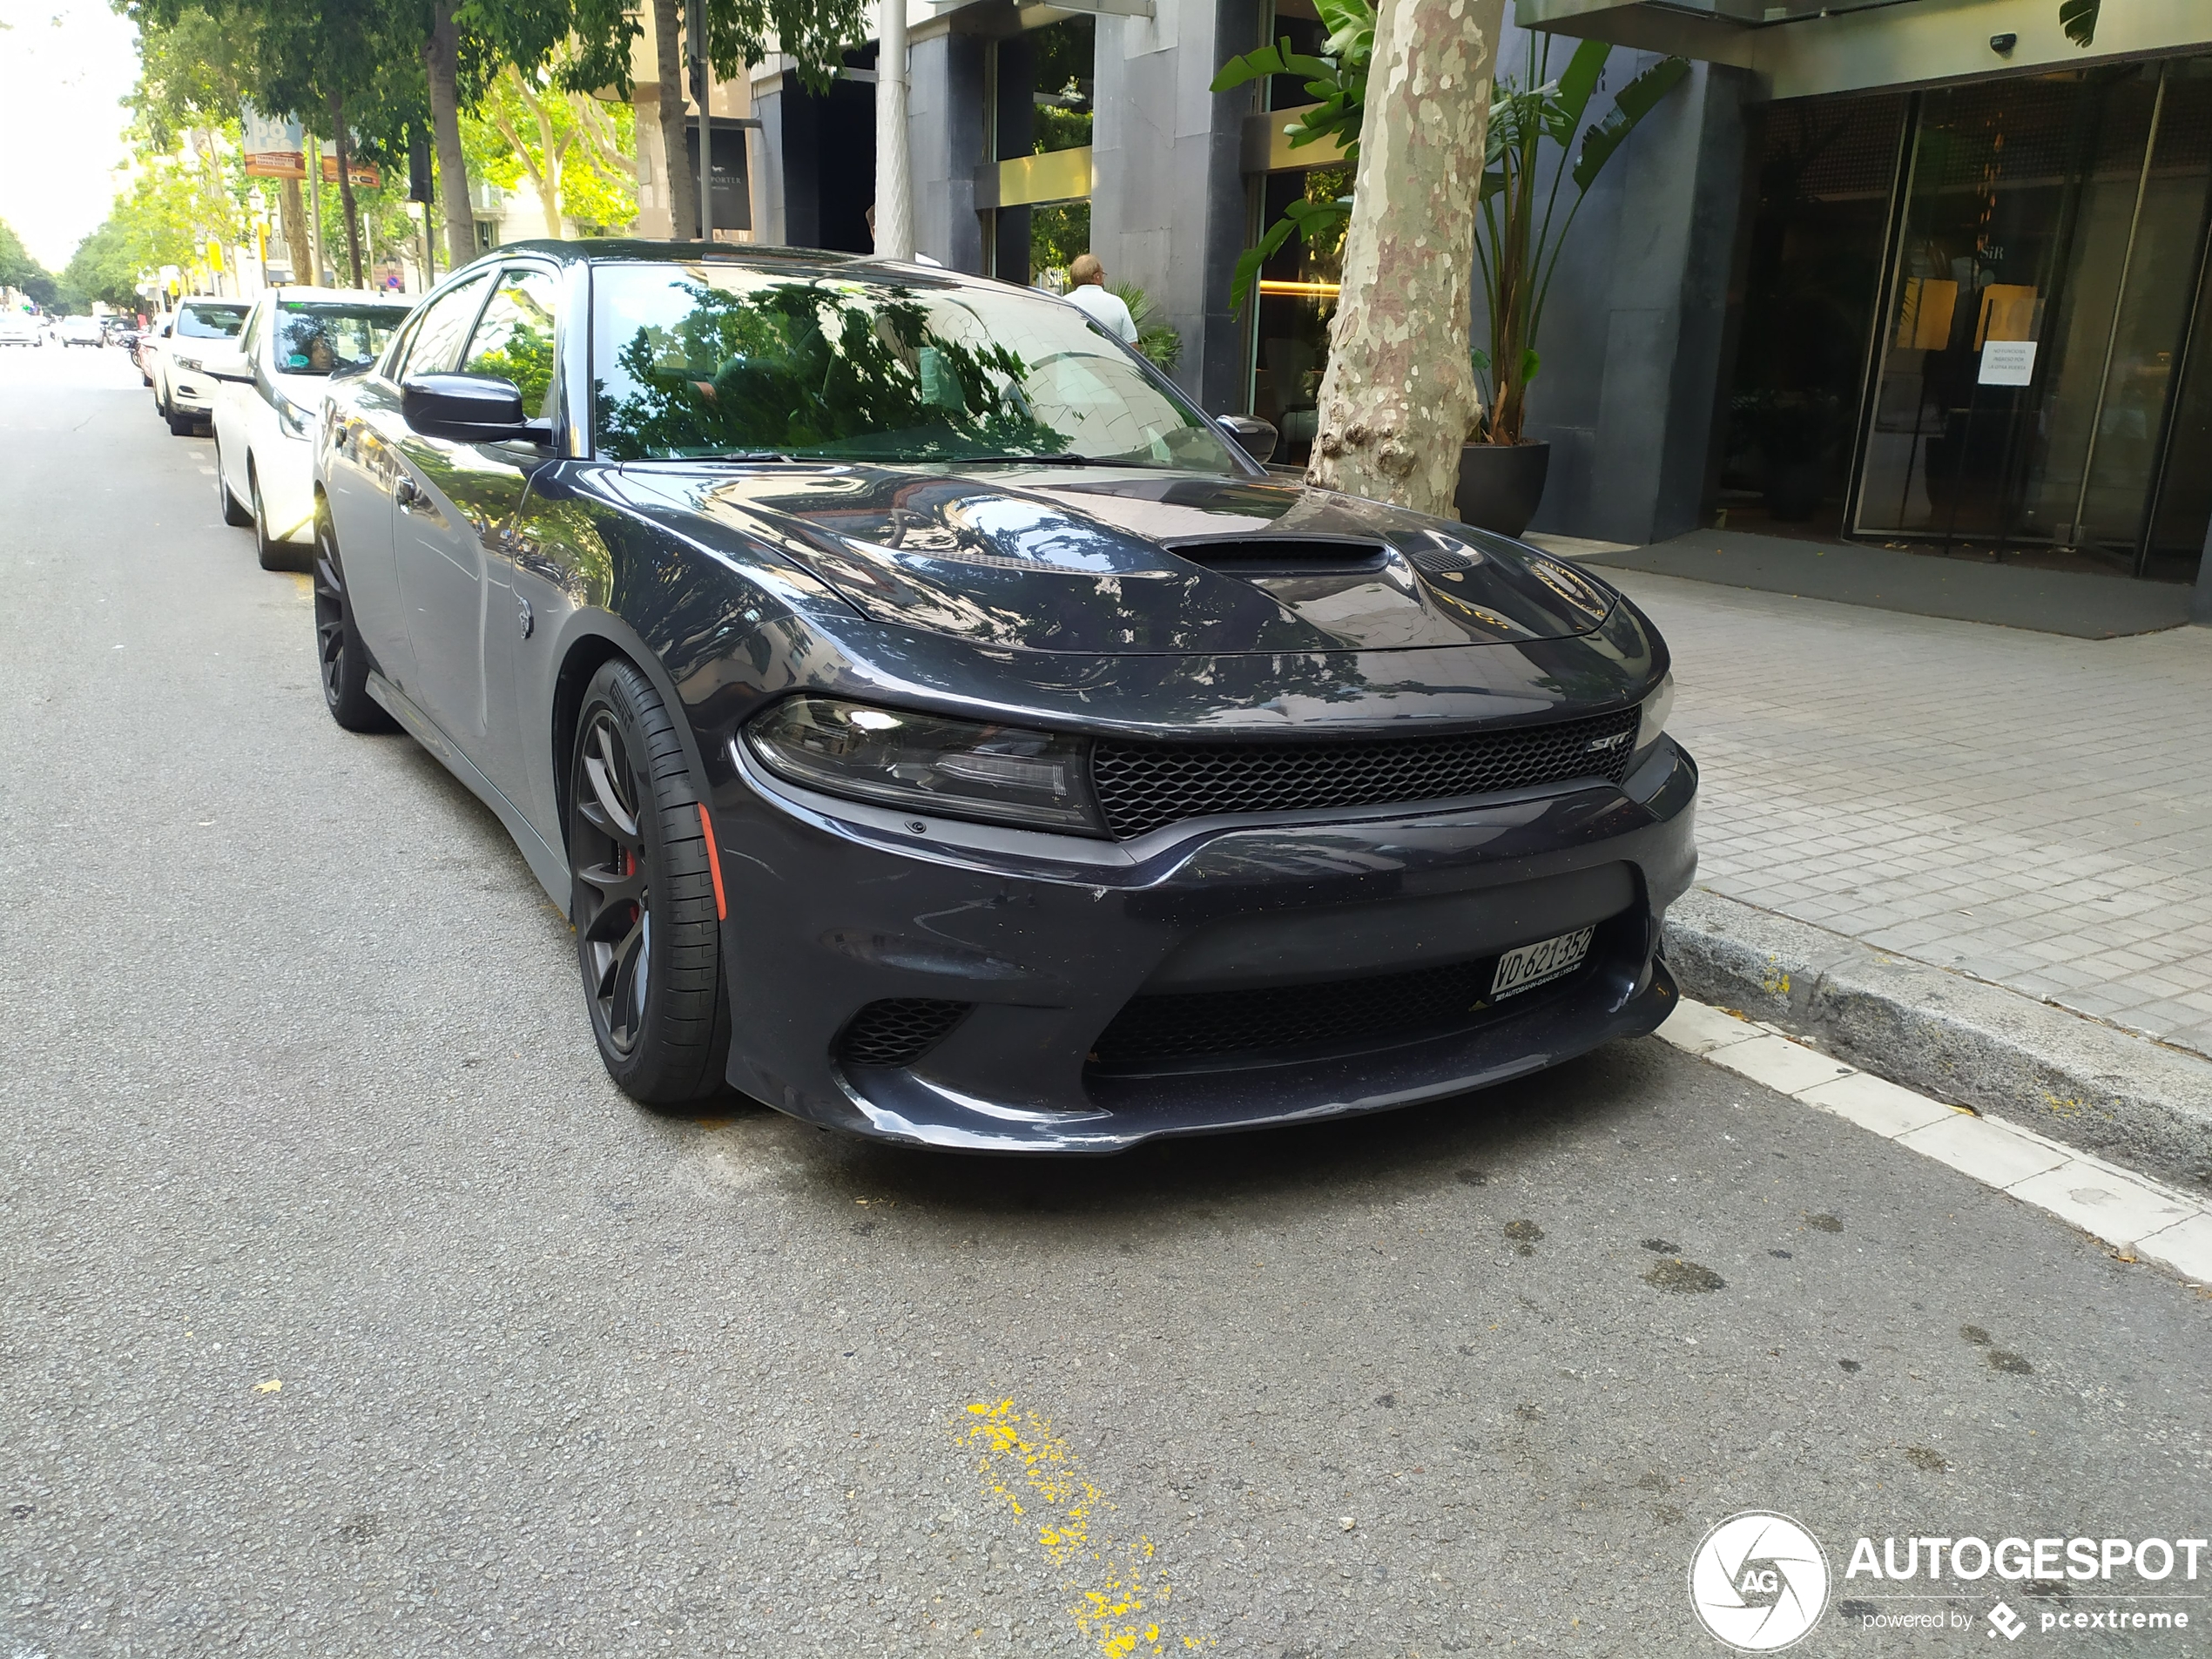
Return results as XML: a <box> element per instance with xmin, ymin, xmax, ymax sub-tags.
<box><xmin>1460</xmin><ymin>38</ymin><xmax>1688</xmax><ymax>535</ymax></box>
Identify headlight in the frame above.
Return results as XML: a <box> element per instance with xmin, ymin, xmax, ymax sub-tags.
<box><xmin>275</xmin><ymin>393</ymin><xmax>313</xmax><ymax>439</ymax></box>
<box><xmin>174</xmin><ymin>354</ymin><xmax>202</xmax><ymax>372</ymax></box>
<box><xmin>745</xmin><ymin>697</ymin><xmax>1103</xmax><ymax>834</ymax></box>
<box><xmin>1635</xmin><ymin>672</ymin><xmax>1674</xmax><ymax>757</ymax></box>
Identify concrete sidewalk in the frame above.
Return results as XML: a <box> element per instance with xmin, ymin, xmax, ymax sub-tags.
<box><xmin>1608</xmin><ymin>568</ymin><xmax>2212</xmax><ymax>1187</ymax></box>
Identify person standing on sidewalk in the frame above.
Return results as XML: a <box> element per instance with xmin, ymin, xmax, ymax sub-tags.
<box><xmin>1063</xmin><ymin>253</ymin><xmax>1137</xmax><ymax>346</ymax></box>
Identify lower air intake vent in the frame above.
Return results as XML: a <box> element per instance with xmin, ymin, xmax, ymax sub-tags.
<box><xmin>838</xmin><ymin>999</ymin><xmax>971</xmax><ymax>1069</ymax></box>
<box><xmin>1089</xmin><ymin>707</ymin><xmax>1642</xmax><ymax>840</ymax></box>
<box><xmin>1088</xmin><ymin>947</ymin><xmax>1596</xmax><ymax>1071</ymax></box>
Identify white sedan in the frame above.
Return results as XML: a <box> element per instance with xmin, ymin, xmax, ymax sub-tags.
<box><xmin>209</xmin><ymin>288</ymin><xmax>415</xmax><ymax>568</ymax></box>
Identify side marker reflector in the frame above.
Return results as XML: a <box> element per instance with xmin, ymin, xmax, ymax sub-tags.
<box><xmin>697</xmin><ymin>801</ymin><xmax>728</xmax><ymax>921</ymax></box>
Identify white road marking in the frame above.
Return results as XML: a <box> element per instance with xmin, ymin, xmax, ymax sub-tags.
<box><xmin>1657</xmin><ymin>998</ymin><xmax>2212</xmax><ymax>1285</ymax></box>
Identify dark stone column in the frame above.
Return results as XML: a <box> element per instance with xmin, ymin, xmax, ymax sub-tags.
<box><xmin>1089</xmin><ymin>0</ymin><xmax>1264</xmax><ymax>411</ymax></box>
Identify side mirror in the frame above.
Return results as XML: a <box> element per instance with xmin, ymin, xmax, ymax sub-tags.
<box><xmin>401</xmin><ymin>373</ymin><xmax>549</xmax><ymax>444</ymax></box>
<box><xmin>204</xmin><ymin>351</ymin><xmax>253</xmax><ymax>383</ymax></box>
<box><xmin>1218</xmin><ymin>413</ymin><xmax>1278</xmax><ymax>467</ymax></box>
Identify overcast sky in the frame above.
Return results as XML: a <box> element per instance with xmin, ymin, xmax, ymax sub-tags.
<box><xmin>0</xmin><ymin>0</ymin><xmax>142</xmax><ymax>270</ymax></box>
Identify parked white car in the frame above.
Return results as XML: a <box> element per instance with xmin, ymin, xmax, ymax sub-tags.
<box><xmin>56</xmin><ymin>316</ymin><xmax>106</xmax><ymax>347</ymax></box>
<box><xmin>209</xmin><ymin>287</ymin><xmax>416</xmax><ymax>567</ymax></box>
<box><xmin>147</xmin><ymin>296</ymin><xmax>250</xmax><ymax>435</ymax></box>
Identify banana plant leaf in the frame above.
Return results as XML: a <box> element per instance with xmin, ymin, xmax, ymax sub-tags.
<box><xmin>1572</xmin><ymin>56</ymin><xmax>1690</xmax><ymax>192</ymax></box>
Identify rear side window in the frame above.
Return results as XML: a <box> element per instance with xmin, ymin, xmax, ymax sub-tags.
<box><xmin>400</xmin><ymin>274</ymin><xmax>493</xmax><ymax>380</ymax></box>
<box><xmin>460</xmin><ymin>267</ymin><xmax>559</xmax><ymax>417</ymax></box>
<box><xmin>177</xmin><ymin>304</ymin><xmax>246</xmax><ymax>339</ymax></box>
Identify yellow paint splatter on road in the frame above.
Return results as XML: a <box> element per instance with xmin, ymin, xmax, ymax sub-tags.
<box><xmin>961</xmin><ymin>1399</ymin><xmax>1210</xmax><ymax>1656</ymax></box>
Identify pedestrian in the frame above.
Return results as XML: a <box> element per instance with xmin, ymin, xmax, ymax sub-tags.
<box><xmin>1062</xmin><ymin>253</ymin><xmax>1137</xmax><ymax>346</ymax></box>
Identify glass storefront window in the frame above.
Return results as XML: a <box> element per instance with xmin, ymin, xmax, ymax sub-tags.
<box><xmin>987</xmin><ymin>17</ymin><xmax>1095</xmax><ymax>288</ymax></box>
<box><xmin>1714</xmin><ymin>95</ymin><xmax>1908</xmax><ymax>535</ymax></box>
<box><xmin>1853</xmin><ymin>61</ymin><xmax>2212</xmax><ymax>577</ymax></box>
<box><xmin>1250</xmin><ymin>165</ymin><xmax>1348</xmax><ymax>468</ymax></box>
<box><xmin>1244</xmin><ymin>0</ymin><xmax>1340</xmax><ymax>469</ymax></box>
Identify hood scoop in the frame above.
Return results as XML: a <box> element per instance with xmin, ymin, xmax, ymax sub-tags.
<box><xmin>1166</xmin><ymin>536</ymin><xmax>1391</xmax><ymax>577</ymax></box>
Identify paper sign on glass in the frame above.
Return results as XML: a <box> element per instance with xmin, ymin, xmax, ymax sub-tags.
<box><xmin>1979</xmin><ymin>339</ymin><xmax>2038</xmax><ymax>386</ymax></box>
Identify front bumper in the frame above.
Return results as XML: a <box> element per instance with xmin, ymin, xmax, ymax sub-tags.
<box><xmin>169</xmin><ymin>374</ymin><xmax>212</xmax><ymax>415</ymax></box>
<box><xmin>711</xmin><ymin>735</ymin><xmax>1698</xmax><ymax>1152</ymax></box>
<box><xmin>257</xmin><ymin>441</ymin><xmax>317</xmax><ymax>542</ymax></box>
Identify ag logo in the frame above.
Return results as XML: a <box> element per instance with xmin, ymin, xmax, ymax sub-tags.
<box><xmin>1689</xmin><ymin>1511</ymin><xmax>1831</xmax><ymax>1651</ymax></box>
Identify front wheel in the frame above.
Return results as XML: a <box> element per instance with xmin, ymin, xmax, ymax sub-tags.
<box><xmin>251</xmin><ymin>467</ymin><xmax>293</xmax><ymax>570</ymax></box>
<box><xmin>214</xmin><ymin>441</ymin><xmax>252</xmax><ymax>527</ymax></box>
<box><xmin>312</xmin><ymin>498</ymin><xmax>397</xmax><ymax>734</ymax></box>
<box><xmin>568</xmin><ymin>659</ymin><xmax>731</xmax><ymax>1106</ymax></box>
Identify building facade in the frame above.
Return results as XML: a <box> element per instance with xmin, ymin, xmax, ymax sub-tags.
<box><xmin>738</xmin><ymin>0</ymin><xmax>2212</xmax><ymax>592</ymax></box>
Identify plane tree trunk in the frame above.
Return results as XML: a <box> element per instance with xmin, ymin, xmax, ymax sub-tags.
<box><xmin>1305</xmin><ymin>0</ymin><xmax>1507</xmax><ymax>516</ymax></box>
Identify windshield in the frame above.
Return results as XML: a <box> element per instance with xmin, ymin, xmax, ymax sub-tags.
<box><xmin>177</xmin><ymin>305</ymin><xmax>246</xmax><ymax>340</ymax></box>
<box><xmin>273</xmin><ymin>301</ymin><xmax>409</xmax><ymax>374</ymax></box>
<box><xmin>590</xmin><ymin>264</ymin><xmax>1239</xmax><ymax>472</ymax></box>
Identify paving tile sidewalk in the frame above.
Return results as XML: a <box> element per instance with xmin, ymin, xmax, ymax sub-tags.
<box><xmin>1608</xmin><ymin>570</ymin><xmax>2212</xmax><ymax>1060</ymax></box>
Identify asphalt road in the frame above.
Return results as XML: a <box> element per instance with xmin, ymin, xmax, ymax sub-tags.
<box><xmin>3</xmin><ymin>342</ymin><xmax>2208</xmax><ymax>1659</ymax></box>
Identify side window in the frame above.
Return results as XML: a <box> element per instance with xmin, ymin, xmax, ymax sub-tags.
<box><xmin>399</xmin><ymin>274</ymin><xmax>493</xmax><ymax>380</ymax></box>
<box><xmin>239</xmin><ymin>304</ymin><xmax>263</xmax><ymax>363</ymax></box>
<box><xmin>460</xmin><ymin>266</ymin><xmax>560</xmax><ymax>418</ymax></box>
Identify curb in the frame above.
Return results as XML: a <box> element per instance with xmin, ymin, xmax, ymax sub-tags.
<box><xmin>1660</xmin><ymin>888</ymin><xmax>2212</xmax><ymax>1196</ymax></box>
<box><xmin>1658</xmin><ymin>998</ymin><xmax>2212</xmax><ymax>1287</ymax></box>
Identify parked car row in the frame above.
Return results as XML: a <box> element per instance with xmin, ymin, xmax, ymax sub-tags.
<box><xmin>157</xmin><ymin>288</ymin><xmax>415</xmax><ymax>566</ymax></box>
<box><xmin>0</xmin><ymin>312</ymin><xmax>141</xmax><ymax>347</ymax></box>
<box><xmin>263</xmin><ymin>239</ymin><xmax>1695</xmax><ymax>1153</ymax></box>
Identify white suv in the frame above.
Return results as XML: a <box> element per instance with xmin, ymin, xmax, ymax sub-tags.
<box><xmin>147</xmin><ymin>297</ymin><xmax>250</xmax><ymax>435</ymax></box>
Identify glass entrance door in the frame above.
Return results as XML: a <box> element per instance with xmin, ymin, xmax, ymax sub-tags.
<box><xmin>1852</xmin><ymin>60</ymin><xmax>2212</xmax><ymax>572</ymax></box>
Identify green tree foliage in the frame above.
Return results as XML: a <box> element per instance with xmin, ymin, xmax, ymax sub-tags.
<box><xmin>0</xmin><ymin>220</ymin><xmax>60</xmax><ymax>307</ymax></box>
<box><xmin>597</xmin><ymin>281</ymin><xmax>1067</xmax><ymax>461</ymax></box>
<box><xmin>1474</xmin><ymin>37</ymin><xmax>1686</xmax><ymax>443</ymax></box>
<box><xmin>1210</xmin><ymin>0</ymin><xmax>1373</xmax><ymax>313</ymax></box>
<box><xmin>464</xmin><ymin>54</ymin><xmax>637</xmax><ymax>234</ymax></box>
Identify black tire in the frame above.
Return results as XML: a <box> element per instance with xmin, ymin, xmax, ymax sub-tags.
<box><xmin>568</xmin><ymin>659</ymin><xmax>732</xmax><ymax>1107</ymax></box>
<box><xmin>250</xmin><ymin>466</ymin><xmax>293</xmax><ymax>570</ymax></box>
<box><xmin>312</xmin><ymin>496</ymin><xmax>398</xmax><ymax>734</ymax></box>
<box><xmin>153</xmin><ymin>381</ymin><xmax>169</xmax><ymax>416</ymax></box>
<box><xmin>214</xmin><ymin>442</ymin><xmax>253</xmax><ymax>527</ymax></box>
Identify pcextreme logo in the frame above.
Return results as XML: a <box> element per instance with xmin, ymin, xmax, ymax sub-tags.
<box><xmin>1689</xmin><ymin>1511</ymin><xmax>1832</xmax><ymax>1651</ymax></box>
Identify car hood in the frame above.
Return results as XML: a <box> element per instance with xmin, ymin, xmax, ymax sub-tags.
<box><xmin>601</xmin><ymin>462</ymin><xmax>1616</xmax><ymax>655</ymax></box>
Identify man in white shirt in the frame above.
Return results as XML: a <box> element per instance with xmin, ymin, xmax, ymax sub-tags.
<box><xmin>1062</xmin><ymin>253</ymin><xmax>1138</xmax><ymax>346</ymax></box>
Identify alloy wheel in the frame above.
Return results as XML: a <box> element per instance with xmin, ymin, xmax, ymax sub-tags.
<box><xmin>572</xmin><ymin>711</ymin><xmax>652</xmax><ymax>1055</ymax></box>
<box><xmin>312</xmin><ymin>527</ymin><xmax>347</xmax><ymax>711</ymax></box>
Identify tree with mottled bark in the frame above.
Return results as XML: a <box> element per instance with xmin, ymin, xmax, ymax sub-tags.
<box><xmin>1305</xmin><ymin>0</ymin><xmax>1505</xmax><ymax>516</ymax></box>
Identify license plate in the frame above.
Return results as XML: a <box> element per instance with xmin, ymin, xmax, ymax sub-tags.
<box><xmin>1491</xmin><ymin>927</ymin><xmax>1595</xmax><ymax>999</ymax></box>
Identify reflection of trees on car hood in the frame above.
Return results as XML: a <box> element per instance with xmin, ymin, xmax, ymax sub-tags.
<box><xmin>596</xmin><ymin>280</ymin><xmax>1069</xmax><ymax>462</ymax></box>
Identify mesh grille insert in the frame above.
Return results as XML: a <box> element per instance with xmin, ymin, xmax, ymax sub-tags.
<box><xmin>1089</xmin><ymin>707</ymin><xmax>1641</xmax><ymax>840</ymax></box>
<box><xmin>837</xmin><ymin>999</ymin><xmax>971</xmax><ymax>1069</ymax></box>
<box><xmin>1089</xmin><ymin>947</ymin><xmax>1594</xmax><ymax>1071</ymax></box>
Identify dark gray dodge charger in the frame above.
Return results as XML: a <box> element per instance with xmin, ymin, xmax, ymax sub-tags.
<box><xmin>311</xmin><ymin>239</ymin><xmax>1696</xmax><ymax>1152</ymax></box>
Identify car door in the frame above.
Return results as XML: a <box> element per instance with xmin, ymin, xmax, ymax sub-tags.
<box><xmin>389</xmin><ymin>263</ymin><xmax>560</xmax><ymax>765</ymax></box>
<box><xmin>212</xmin><ymin>300</ymin><xmax>263</xmax><ymax>502</ymax></box>
<box><xmin>327</xmin><ymin>272</ymin><xmax>494</xmax><ymax>700</ymax></box>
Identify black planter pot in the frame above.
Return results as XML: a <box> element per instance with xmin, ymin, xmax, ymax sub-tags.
<box><xmin>1455</xmin><ymin>441</ymin><xmax>1551</xmax><ymax>537</ymax></box>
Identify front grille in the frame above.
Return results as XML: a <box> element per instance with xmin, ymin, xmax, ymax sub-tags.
<box><xmin>837</xmin><ymin>999</ymin><xmax>971</xmax><ymax>1069</ymax></box>
<box><xmin>1089</xmin><ymin>948</ymin><xmax>1591</xmax><ymax>1070</ymax></box>
<box><xmin>1089</xmin><ymin>707</ymin><xmax>1641</xmax><ymax>840</ymax></box>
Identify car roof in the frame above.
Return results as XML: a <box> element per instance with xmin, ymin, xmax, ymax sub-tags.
<box><xmin>261</xmin><ymin>287</ymin><xmax>418</xmax><ymax>307</ymax></box>
<box><xmin>481</xmin><ymin>238</ymin><xmax>985</xmax><ymax>292</ymax></box>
